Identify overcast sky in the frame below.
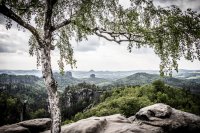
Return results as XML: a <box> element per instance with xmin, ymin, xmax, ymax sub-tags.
<box><xmin>0</xmin><ymin>0</ymin><xmax>200</xmax><ymax>71</ymax></box>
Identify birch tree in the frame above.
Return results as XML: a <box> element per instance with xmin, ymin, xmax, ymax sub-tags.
<box><xmin>0</xmin><ymin>0</ymin><xmax>199</xmax><ymax>132</ymax></box>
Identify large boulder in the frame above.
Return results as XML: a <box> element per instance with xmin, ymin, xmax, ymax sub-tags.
<box><xmin>58</xmin><ymin>103</ymin><xmax>200</xmax><ymax>133</ymax></box>
<box><xmin>58</xmin><ymin>114</ymin><xmax>162</xmax><ymax>133</ymax></box>
<box><xmin>0</xmin><ymin>118</ymin><xmax>51</xmax><ymax>133</ymax></box>
<box><xmin>0</xmin><ymin>124</ymin><xmax>30</xmax><ymax>133</ymax></box>
<box><xmin>135</xmin><ymin>103</ymin><xmax>200</xmax><ymax>133</ymax></box>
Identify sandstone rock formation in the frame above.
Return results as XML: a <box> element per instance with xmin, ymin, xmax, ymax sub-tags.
<box><xmin>66</xmin><ymin>71</ymin><xmax>72</xmax><ymax>78</ymax></box>
<box><xmin>0</xmin><ymin>118</ymin><xmax>51</xmax><ymax>133</ymax></box>
<box><xmin>60</xmin><ymin>103</ymin><xmax>200</xmax><ymax>133</ymax></box>
<box><xmin>1</xmin><ymin>103</ymin><xmax>200</xmax><ymax>133</ymax></box>
<box><xmin>90</xmin><ymin>74</ymin><xmax>95</xmax><ymax>78</ymax></box>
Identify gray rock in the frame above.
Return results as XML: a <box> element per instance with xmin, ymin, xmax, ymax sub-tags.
<box><xmin>57</xmin><ymin>114</ymin><xmax>163</xmax><ymax>133</ymax></box>
<box><xmin>66</xmin><ymin>71</ymin><xmax>72</xmax><ymax>78</ymax></box>
<box><xmin>5</xmin><ymin>127</ymin><xmax>30</xmax><ymax>133</ymax></box>
<box><xmin>62</xmin><ymin>116</ymin><xmax>107</xmax><ymax>133</ymax></box>
<box><xmin>58</xmin><ymin>103</ymin><xmax>200</xmax><ymax>133</ymax></box>
<box><xmin>0</xmin><ymin>124</ymin><xmax>30</xmax><ymax>133</ymax></box>
<box><xmin>18</xmin><ymin>118</ymin><xmax>51</xmax><ymax>132</ymax></box>
<box><xmin>90</xmin><ymin>74</ymin><xmax>95</xmax><ymax>78</ymax></box>
<box><xmin>0</xmin><ymin>118</ymin><xmax>51</xmax><ymax>133</ymax></box>
<box><xmin>135</xmin><ymin>103</ymin><xmax>200</xmax><ymax>133</ymax></box>
<box><xmin>135</xmin><ymin>103</ymin><xmax>172</xmax><ymax>120</ymax></box>
<box><xmin>2</xmin><ymin>104</ymin><xmax>200</xmax><ymax>133</ymax></box>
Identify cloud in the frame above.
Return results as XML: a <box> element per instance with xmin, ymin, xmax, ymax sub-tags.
<box><xmin>0</xmin><ymin>48</ymin><xmax>14</xmax><ymax>53</ymax></box>
<box><xmin>0</xmin><ymin>25</ymin><xmax>30</xmax><ymax>54</ymax></box>
<box><xmin>131</xmin><ymin>47</ymin><xmax>154</xmax><ymax>54</ymax></box>
<box><xmin>74</xmin><ymin>36</ymin><xmax>101</xmax><ymax>52</ymax></box>
<box><xmin>154</xmin><ymin>0</ymin><xmax>200</xmax><ymax>11</ymax></box>
<box><xmin>0</xmin><ymin>44</ymin><xmax>16</xmax><ymax>53</ymax></box>
<box><xmin>0</xmin><ymin>14</ymin><xmax>6</xmax><ymax>25</ymax></box>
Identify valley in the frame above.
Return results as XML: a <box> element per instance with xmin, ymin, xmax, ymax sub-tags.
<box><xmin>0</xmin><ymin>70</ymin><xmax>200</xmax><ymax>126</ymax></box>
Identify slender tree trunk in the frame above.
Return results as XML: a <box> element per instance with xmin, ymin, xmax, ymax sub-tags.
<box><xmin>40</xmin><ymin>47</ymin><xmax>61</xmax><ymax>133</ymax></box>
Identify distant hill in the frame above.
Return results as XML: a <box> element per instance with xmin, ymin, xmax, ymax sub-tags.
<box><xmin>1</xmin><ymin>69</ymin><xmax>200</xmax><ymax>80</ymax></box>
<box><xmin>115</xmin><ymin>73</ymin><xmax>159</xmax><ymax>85</ymax></box>
<box><xmin>53</xmin><ymin>72</ymin><xmax>82</xmax><ymax>90</ymax></box>
<box><xmin>0</xmin><ymin>70</ymin><xmax>42</xmax><ymax>77</ymax></box>
<box><xmin>0</xmin><ymin>74</ymin><xmax>40</xmax><ymax>84</ymax></box>
<box><xmin>54</xmin><ymin>72</ymin><xmax>111</xmax><ymax>89</ymax></box>
<box><xmin>81</xmin><ymin>77</ymin><xmax>111</xmax><ymax>86</ymax></box>
<box><xmin>0</xmin><ymin>72</ymin><xmax>200</xmax><ymax>93</ymax></box>
<box><xmin>115</xmin><ymin>73</ymin><xmax>200</xmax><ymax>94</ymax></box>
<box><xmin>176</xmin><ymin>72</ymin><xmax>200</xmax><ymax>79</ymax></box>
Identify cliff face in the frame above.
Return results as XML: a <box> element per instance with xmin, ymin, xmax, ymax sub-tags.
<box><xmin>62</xmin><ymin>88</ymin><xmax>100</xmax><ymax>108</ymax></box>
<box><xmin>61</xmin><ymin>86</ymin><xmax>101</xmax><ymax>119</ymax></box>
<box><xmin>1</xmin><ymin>103</ymin><xmax>200</xmax><ymax>133</ymax></box>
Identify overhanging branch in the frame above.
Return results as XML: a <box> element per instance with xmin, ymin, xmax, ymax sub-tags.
<box><xmin>94</xmin><ymin>28</ymin><xmax>144</xmax><ymax>44</ymax></box>
<box><xmin>94</xmin><ymin>31</ymin><xmax>143</xmax><ymax>44</ymax></box>
<box><xmin>71</xmin><ymin>21</ymin><xmax>144</xmax><ymax>44</ymax></box>
<box><xmin>0</xmin><ymin>4</ymin><xmax>43</xmax><ymax>47</ymax></box>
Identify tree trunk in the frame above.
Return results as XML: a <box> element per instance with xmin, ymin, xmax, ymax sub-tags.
<box><xmin>40</xmin><ymin>47</ymin><xmax>61</xmax><ymax>133</ymax></box>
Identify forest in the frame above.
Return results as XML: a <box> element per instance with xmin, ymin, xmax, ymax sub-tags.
<box><xmin>0</xmin><ymin>73</ymin><xmax>200</xmax><ymax>126</ymax></box>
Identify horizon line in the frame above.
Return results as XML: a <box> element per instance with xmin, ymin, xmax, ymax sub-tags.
<box><xmin>0</xmin><ymin>69</ymin><xmax>200</xmax><ymax>71</ymax></box>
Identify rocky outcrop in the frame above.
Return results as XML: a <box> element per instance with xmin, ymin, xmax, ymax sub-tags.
<box><xmin>59</xmin><ymin>103</ymin><xmax>200</xmax><ymax>133</ymax></box>
<box><xmin>0</xmin><ymin>118</ymin><xmax>51</xmax><ymax>133</ymax></box>
<box><xmin>66</xmin><ymin>71</ymin><xmax>72</xmax><ymax>78</ymax></box>
<box><xmin>134</xmin><ymin>103</ymin><xmax>200</xmax><ymax>133</ymax></box>
<box><xmin>1</xmin><ymin>104</ymin><xmax>200</xmax><ymax>133</ymax></box>
<box><xmin>90</xmin><ymin>74</ymin><xmax>96</xmax><ymax>78</ymax></box>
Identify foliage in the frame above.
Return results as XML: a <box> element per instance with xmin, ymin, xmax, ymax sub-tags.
<box><xmin>0</xmin><ymin>74</ymin><xmax>49</xmax><ymax>125</ymax></box>
<box><xmin>62</xmin><ymin>119</ymin><xmax>74</xmax><ymax>125</ymax></box>
<box><xmin>73</xmin><ymin>81</ymin><xmax>200</xmax><ymax>121</ymax></box>
<box><xmin>30</xmin><ymin>108</ymin><xmax>49</xmax><ymax>119</ymax></box>
<box><xmin>0</xmin><ymin>92</ymin><xmax>21</xmax><ymax>125</ymax></box>
<box><xmin>0</xmin><ymin>0</ymin><xmax>200</xmax><ymax>75</ymax></box>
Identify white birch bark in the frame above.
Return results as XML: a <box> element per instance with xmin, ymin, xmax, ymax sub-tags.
<box><xmin>40</xmin><ymin>47</ymin><xmax>61</xmax><ymax>133</ymax></box>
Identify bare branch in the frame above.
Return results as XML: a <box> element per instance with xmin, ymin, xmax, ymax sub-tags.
<box><xmin>94</xmin><ymin>30</ymin><xmax>144</xmax><ymax>44</ymax></box>
<box><xmin>0</xmin><ymin>4</ymin><xmax>43</xmax><ymax>47</ymax></box>
<box><xmin>95</xmin><ymin>28</ymin><xmax>144</xmax><ymax>44</ymax></box>
<box><xmin>71</xmin><ymin>21</ymin><xmax>144</xmax><ymax>44</ymax></box>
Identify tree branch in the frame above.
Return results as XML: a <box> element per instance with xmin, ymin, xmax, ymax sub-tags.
<box><xmin>0</xmin><ymin>4</ymin><xmax>43</xmax><ymax>47</ymax></box>
<box><xmin>71</xmin><ymin>21</ymin><xmax>144</xmax><ymax>44</ymax></box>
<box><xmin>44</xmin><ymin>0</ymin><xmax>58</xmax><ymax>37</ymax></box>
<box><xmin>95</xmin><ymin>28</ymin><xmax>144</xmax><ymax>44</ymax></box>
<box><xmin>94</xmin><ymin>30</ymin><xmax>143</xmax><ymax>44</ymax></box>
<box><xmin>52</xmin><ymin>19</ymin><xmax>71</xmax><ymax>31</ymax></box>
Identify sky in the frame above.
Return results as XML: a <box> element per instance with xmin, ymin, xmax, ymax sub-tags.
<box><xmin>0</xmin><ymin>0</ymin><xmax>200</xmax><ymax>71</ymax></box>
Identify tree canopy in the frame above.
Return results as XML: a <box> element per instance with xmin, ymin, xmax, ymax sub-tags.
<box><xmin>0</xmin><ymin>0</ymin><xmax>200</xmax><ymax>75</ymax></box>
